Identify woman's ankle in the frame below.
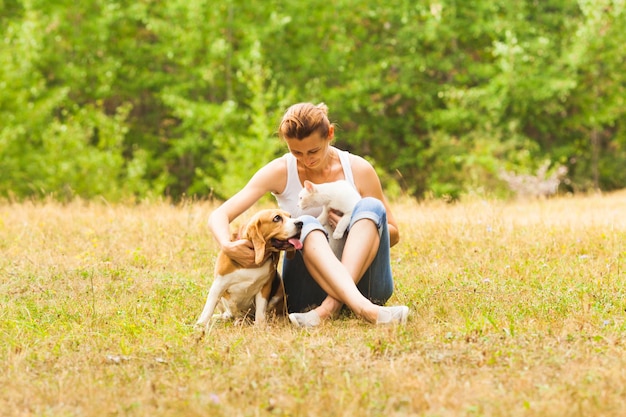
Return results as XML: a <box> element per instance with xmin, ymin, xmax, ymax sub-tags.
<box><xmin>314</xmin><ymin>303</ymin><xmax>337</xmax><ymax>320</ymax></box>
<box><xmin>361</xmin><ymin>305</ymin><xmax>380</xmax><ymax>323</ymax></box>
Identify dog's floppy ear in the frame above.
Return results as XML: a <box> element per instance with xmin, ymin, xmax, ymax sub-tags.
<box><xmin>247</xmin><ymin>220</ymin><xmax>267</xmax><ymax>265</ymax></box>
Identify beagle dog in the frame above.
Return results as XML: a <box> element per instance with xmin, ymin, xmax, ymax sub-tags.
<box><xmin>196</xmin><ymin>209</ymin><xmax>303</xmax><ymax>329</ymax></box>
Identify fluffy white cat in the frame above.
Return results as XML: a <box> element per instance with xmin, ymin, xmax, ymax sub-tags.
<box><xmin>297</xmin><ymin>180</ymin><xmax>361</xmax><ymax>252</ymax></box>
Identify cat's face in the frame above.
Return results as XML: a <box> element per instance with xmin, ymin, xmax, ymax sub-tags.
<box><xmin>297</xmin><ymin>181</ymin><xmax>322</xmax><ymax>209</ymax></box>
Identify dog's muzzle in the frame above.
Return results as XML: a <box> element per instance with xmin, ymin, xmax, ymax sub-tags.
<box><xmin>271</xmin><ymin>220</ymin><xmax>303</xmax><ymax>250</ymax></box>
<box><xmin>271</xmin><ymin>233</ymin><xmax>303</xmax><ymax>250</ymax></box>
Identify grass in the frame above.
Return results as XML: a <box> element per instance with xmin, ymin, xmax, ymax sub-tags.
<box><xmin>2</xmin><ymin>192</ymin><xmax>626</xmax><ymax>416</ymax></box>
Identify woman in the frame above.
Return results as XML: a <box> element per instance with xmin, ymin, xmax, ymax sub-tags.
<box><xmin>208</xmin><ymin>102</ymin><xmax>409</xmax><ymax>327</ymax></box>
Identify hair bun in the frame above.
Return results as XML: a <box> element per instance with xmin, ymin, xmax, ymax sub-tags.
<box><xmin>316</xmin><ymin>102</ymin><xmax>329</xmax><ymax>115</ymax></box>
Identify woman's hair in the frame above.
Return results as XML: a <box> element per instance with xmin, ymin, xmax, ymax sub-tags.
<box><xmin>278</xmin><ymin>102</ymin><xmax>332</xmax><ymax>140</ymax></box>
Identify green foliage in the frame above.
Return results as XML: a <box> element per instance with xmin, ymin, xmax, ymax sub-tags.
<box><xmin>0</xmin><ymin>0</ymin><xmax>624</xmax><ymax>201</ymax></box>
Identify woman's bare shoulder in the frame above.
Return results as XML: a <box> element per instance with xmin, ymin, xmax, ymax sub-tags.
<box><xmin>250</xmin><ymin>155</ymin><xmax>289</xmax><ymax>194</ymax></box>
<box><xmin>348</xmin><ymin>153</ymin><xmax>376</xmax><ymax>175</ymax></box>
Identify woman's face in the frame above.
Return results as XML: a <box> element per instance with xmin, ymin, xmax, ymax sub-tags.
<box><xmin>285</xmin><ymin>129</ymin><xmax>333</xmax><ymax>169</ymax></box>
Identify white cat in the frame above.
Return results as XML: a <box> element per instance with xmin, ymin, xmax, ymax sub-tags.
<box><xmin>297</xmin><ymin>180</ymin><xmax>361</xmax><ymax>245</ymax></box>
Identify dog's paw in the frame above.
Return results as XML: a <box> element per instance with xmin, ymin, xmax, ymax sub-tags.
<box><xmin>194</xmin><ymin>319</ymin><xmax>209</xmax><ymax>330</ymax></box>
<box><xmin>192</xmin><ymin>322</ymin><xmax>208</xmax><ymax>342</ymax></box>
<box><xmin>213</xmin><ymin>312</ymin><xmax>233</xmax><ymax>321</ymax></box>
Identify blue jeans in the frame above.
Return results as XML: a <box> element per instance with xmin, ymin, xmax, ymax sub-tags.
<box><xmin>282</xmin><ymin>197</ymin><xmax>394</xmax><ymax>313</ymax></box>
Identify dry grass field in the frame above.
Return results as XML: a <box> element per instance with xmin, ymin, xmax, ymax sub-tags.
<box><xmin>2</xmin><ymin>192</ymin><xmax>626</xmax><ymax>416</ymax></box>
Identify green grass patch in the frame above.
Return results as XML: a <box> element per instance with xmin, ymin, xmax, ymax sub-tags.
<box><xmin>2</xmin><ymin>193</ymin><xmax>626</xmax><ymax>416</ymax></box>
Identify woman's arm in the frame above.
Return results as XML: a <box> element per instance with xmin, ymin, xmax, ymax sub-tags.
<box><xmin>208</xmin><ymin>158</ymin><xmax>288</xmax><ymax>266</ymax></box>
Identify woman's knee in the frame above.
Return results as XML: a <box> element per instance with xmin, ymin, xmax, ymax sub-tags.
<box><xmin>355</xmin><ymin>197</ymin><xmax>385</xmax><ymax>214</ymax></box>
<box><xmin>298</xmin><ymin>214</ymin><xmax>327</xmax><ymax>243</ymax></box>
<box><xmin>351</xmin><ymin>197</ymin><xmax>387</xmax><ymax>230</ymax></box>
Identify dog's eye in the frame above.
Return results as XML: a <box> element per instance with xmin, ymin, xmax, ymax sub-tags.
<box><xmin>273</xmin><ymin>215</ymin><xmax>282</xmax><ymax>223</ymax></box>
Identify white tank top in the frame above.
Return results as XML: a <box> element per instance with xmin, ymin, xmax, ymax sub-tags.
<box><xmin>272</xmin><ymin>146</ymin><xmax>356</xmax><ymax>217</ymax></box>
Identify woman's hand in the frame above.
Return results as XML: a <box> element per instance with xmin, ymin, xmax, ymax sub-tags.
<box><xmin>327</xmin><ymin>209</ymin><xmax>344</xmax><ymax>230</ymax></box>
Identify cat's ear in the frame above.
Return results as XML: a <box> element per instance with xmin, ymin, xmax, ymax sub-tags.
<box><xmin>304</xmin><ymin>180</ymin><xmax>315</xmax><ymax>192</ymax></box>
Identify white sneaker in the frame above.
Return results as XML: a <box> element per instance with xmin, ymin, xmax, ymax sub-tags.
<box><xmin>288</xmin><ymin>310</ymin><xmax>322</xmax><ymax>328</ymax></box>
<box><xmin>376</xmin><ymin>306</ymin><xmax>409</xmax><ymax>325</ymax></box>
